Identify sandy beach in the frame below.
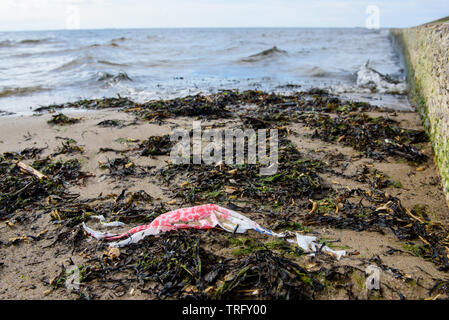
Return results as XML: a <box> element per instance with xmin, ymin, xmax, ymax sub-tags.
<box><xmin>1</xmin><ymin>91</ymin><xmax>449</xmax><ymax>300</ymax></box>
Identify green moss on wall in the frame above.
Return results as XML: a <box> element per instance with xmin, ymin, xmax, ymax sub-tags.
<box><xmin>391</xmin><ymin>23</ymin><xmax>449</xmax><ymax>206</ymax></box>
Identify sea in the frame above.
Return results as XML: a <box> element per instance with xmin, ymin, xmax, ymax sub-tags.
<box><xmin>0</xmin><ymin>27</ymin><xmax>411</xmax><ymax>115</ymax></box>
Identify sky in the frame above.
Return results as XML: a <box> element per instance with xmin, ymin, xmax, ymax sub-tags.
<box><xmin>0</xmin><ymin>0</ymin><xmax>447</xmax><ymax>31</ymax></box>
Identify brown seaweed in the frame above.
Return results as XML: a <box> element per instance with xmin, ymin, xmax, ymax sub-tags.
<box><xmin>47</xmin><ymin>113</ymin><xmax>81</xmax><ymax>126</ymax></box>
<box><xmin>302</xmin><ymin>112</ymin><xmax>428</xmax><ymax>163</ymax></box>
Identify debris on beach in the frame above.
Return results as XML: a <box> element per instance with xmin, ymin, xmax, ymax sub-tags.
<box><xmin>4</xmin><ymin>89</ymin><xmax>449</xmax><ymax>300</ymax></box>
<box><xmin>305</xmin><ymin>188</ymin><xmax>449</xmax><ymax>270</ymax></box>
<box><xmin>158</xmin><ymin>132</ymin><xmax>325</xmax><ymax>207</ymax></box>
<box><xmin>97</xmin><ymin>119</ymin><xmax>125</xmax><ymax>128</ymax></box>
<box><xmin>17</xmin><ymin>161</ymin><xmax>48</xmax><ymax>180</ymax></box>
<box><xmin>33</xmin><ymin>89</ymin><xmax>381</xmax><ymax>122</ymax></box>
<box><xmin>98</xmin><ymin>157</ymin><xmax>154</xmax><ymax>179</ymax></box>
<box><xmin>288</xmin><ymin>234</ymin><xmax>346</xmax><ymax>260</ymax></box>
<box><xmin>47</xmin><ymin>113</ymin><xmax>81</xmax><ymax>126</ymax></box>
<box><xmin>0</xmin><ymin>153</ymin><xmax>85</xmax><ymax>219</ymax></box>
<box><xmin>0</xmin><ymin>110</ymin><xmax>15</xmax><ymax>116</ymax></box>
<box><xmin>138</xmin><ymin>135</ymin><xmax>172</xmax><ymax>156</ymax></box>
<box><xmin>34</xmin><ymin>97</ymin><xmax>135</xmax><ymax>113</ymax></box>
<box><xmin>52</xmin><ymin>139</ymin><xmax>84</xmax><ymax>156</ymax></box>
<box><xmin>83</xmin><ymin>204</ymin><xmax>285</xmax><ymax>247</ymax></box>
<box><xmin>302</xmin><ymin>112</ymin><xmax>428</xmax><ymax>162</ymax></box>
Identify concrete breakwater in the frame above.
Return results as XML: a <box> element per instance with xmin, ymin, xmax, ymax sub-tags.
<box><xmin>392</xmin><ymin>17</ymin><xmax>449</xmax><ymax>205</ymax></box>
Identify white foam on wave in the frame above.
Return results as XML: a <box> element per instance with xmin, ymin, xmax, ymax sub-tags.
<box><xmin>355</xmin><ymin>61</ymin><xmax>407</xmax><ymax>94</ymax></box>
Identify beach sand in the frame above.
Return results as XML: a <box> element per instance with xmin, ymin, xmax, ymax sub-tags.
<box><xmin>1</xmin><ymin>104</ymin><xmax>448</xmax><ymax>300</ymax></box>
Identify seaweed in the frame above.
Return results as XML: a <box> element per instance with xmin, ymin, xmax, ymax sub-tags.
<box><xmin>46</xmin><ymin>190</ymin><xmax>163</xmax><ymax>228</ymax></box>
<box><xmin>39</xmin><ymin>158</ymin><xmax>92</xmax><ymax>185</ymax></box>
<box><xmin>0</xmin><ymin>154</ymin><xmax>84</xmax><ymax>219</ymax></box>
<box><xmin>305</xmin><ymin>188</ymin><xmax>449</xmax><ymax>270</ymax></box>
<box><xmin>138</xmin><ymin>135</ymin><xmax>172</xmax><ymax>156</ymax></box>
<box><xmin>33</xmin><ymin>89</ymin><xmax>381</xmax><ymax>123</ymax></box>
<box><xmin>99</xmin><ymin>157</ymin><xmax>154</xmax><ymax>179</ymax></box>
<box><xmin>35</xmin><ymin>97</ymin><xmax>135</xmax><ymax>113</ymax></box>
<box><xmin>6</xmin><ymin>89</ymin><xmax>449</xmax><ymax>300</ymax></box>
<box><xmin>97</xmin><ymin>120</ymin><xmax>125</xmax><ymax>128</ymax></box>
<box><xmin>47</xmin><ymin>113</ymin><xmax>81</xmax><ymax>126</ymax></box>
<box><xmin>53</xmin><ymin>230</ymin><xmax>329</xmax><ymax>300</ymax></box>
<box><xmin>302</xmin><ymin>112</ymin><xmax>428</xmax><ymax>163</ymax></box>
<box><xmin>59</xmin><ymin>232</ymin><xmax>224</xmax><ymax>299</ymax></box>
<box><xmin>214</xmin><ymin>250</ymin><xmax>322</xmax><ymax>300</ymax></box>
<box><xmin>52</xmin><ymin>139</ymin><xmax>83</xmax><ymax>156</ymax></box>
<box><xmin>429</xmin><ymin>280</ymin><xmax>449</xmax><ymax>298</ymax></box>
<box><xmin>130</xmin><ymin>93</ymin><xmax>234</xmax><ymax>121</ymax></box>
<box><xmin>19</xmin><ymin>147</ymin><xmax>46</xmax><ymax>159</ymax></box>
<box><xmin>157</xmin><ymin>133</ymin><xmax>326</xmax><ymax>207</ymax></box>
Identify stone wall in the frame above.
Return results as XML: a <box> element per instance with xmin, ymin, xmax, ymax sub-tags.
<box><xmin>391</xmin><ymin>20</ymin><xmax>449</xmax><ymax>205</ymax></box>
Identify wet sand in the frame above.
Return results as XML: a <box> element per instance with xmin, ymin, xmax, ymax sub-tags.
<box><xmin>0</xmin><ymin>101</ymin><xmax>449</xmax><ymax>300</ymax></box>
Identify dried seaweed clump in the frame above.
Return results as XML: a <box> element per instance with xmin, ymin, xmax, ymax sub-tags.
<box><xmin>131</xmin><ymin>93</ymin><xmax>234</xmax><ymax>121</ymax></box>
<box><xmin>52</xmin><ymin>139</ymin><xmax>84</xmax><ymax>156</ymax></box>
<box><xmin>0</xmin><ymin>154</ymin><xmax>83</xmax><ymax>219</ymax></box>
<box><xmin>55</xmin><ymin>231</ymin><xmax>325</xmax><ymax>300</ymax></box>
<box><xmin>138</xmin><ymin>135</ymin><xmax>172</xmax><ymax>156</ymax></box>
<box><xmin>158</xmin><ymin>138</ymin><xmax>325</xmax><ymax>207</ymax></box>
<box><xmin>35</xmin><ymin>97</ymin><xmax>135</xmax><ymax>113</ymax></box>
<box><xmin>67</xmin><ymin>232</ymin><xmax>222</xmax><ymax>299</ymax></box>
<box><xmin>47</xmin><ymin>113</ymin><xmax>80</xmax><ymax>126</ymax></box>
<box><xmin>302</xmin><ymin>113</ymin><xmax>428</xmax><ymax>162</ymax></box>
<box><xmin>99</xmin><ymin>157</ymin><xmax>154</xmax><ymax>179</ymax></box>
<box><xmin>215</xmin><ymin>249</ymin><xmax>322</xmax><ymax>300</ymax></box>
<box><xmin>47</xmin><ymin>190</ymin><xmax>162</xmax><ymax>228</ymax></box>
<box><xmin>306</xmin><ymin>189</ymin><xmax>449</xmax><ymax>270</ymax></box>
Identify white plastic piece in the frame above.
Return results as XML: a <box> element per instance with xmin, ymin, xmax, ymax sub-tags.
<box><xmin>288</xmin><ymin>233</ymin><xmax>346</xmax><ymax>261</ymax></box>
<box><xmin>90</xmin><ymin>215</ymin><xmax>125</xmax><ymax>228</ymax></box>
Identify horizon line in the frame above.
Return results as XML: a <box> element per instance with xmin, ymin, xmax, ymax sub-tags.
<box><xmin>0</xmin><ymin>25</ymin><xmax>404</xmax><ymax>33</ymax></box>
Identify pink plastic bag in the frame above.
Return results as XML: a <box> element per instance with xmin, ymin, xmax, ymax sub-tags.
<box><xmin>83</xmin><ymin>204</ymin><xmax>283</xmax><ymax>247</ymax></box>
<box><xmin>83</xmin><ymin>203</ymin><xmax>346</xmax><ymax>260</ymax></box>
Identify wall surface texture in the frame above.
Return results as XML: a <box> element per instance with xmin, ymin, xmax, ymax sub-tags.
<box><xmin>391</xmin><ymin>21</ymin><xmax>449</xmax><ymax>204</ymax></box>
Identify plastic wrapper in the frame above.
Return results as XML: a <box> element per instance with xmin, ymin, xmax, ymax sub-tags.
<box><xmin>83</xmin><ymin>204</ymin><xmax>346</xmax><ymax>261</ymax></box>
<box><xmin>83</xmin><ymin>204</ymin><xmax>283</xmax><ymax>247</ymax></box>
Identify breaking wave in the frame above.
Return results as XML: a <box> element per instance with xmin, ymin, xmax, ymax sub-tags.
<box><xmin>88</xmin><ymin>42</ymin><xmax>121</xmax><ymax>49</ymax></box>
<box><xmin>97</xmin><ymin>71</ymin><xmax>132</xmax><ymax>84</ymax></box>
<box><xmin>53</xmin><ymin>55</ymin><xmax>95</xmax><ymax>71</ymax></box>
<box><xmin>0</xmin><ymin>40</ymin><xmax>13</xmax><ymax>48</ymax></box>
<box><xmin>305</xmin><ymin>66</ymin><xmax>331</xmax><ymax>78</ymax></box>
<box><xmin>0</xmin><ymin>86</ymin><xmax>50</xmax><ymax>98</ymax></box>
<box><xmin>111</xmin><ymin>37</ymin><xmax>129</xmax><ymax>42</ymax></box>
<box><xmin>239</xmin><ymin>46</ymin><xmax>288</xmax><ymax>63</ymax></box>
<box><xmin>98</xmin><ymin>60</ymin><xmax>129</xmax><ymax>67</ymax></box>
<box><xmin>0</xmin><ymin>38</ymin><xmax>54</xmax><ymax>48</ymax></box>
<box><xmin>356</xmin><ymin>61</ymin><xmax>407</xmax><ymax>94</ymax></box>
<box><xmin>20</xmin><ymin>39</ymin><xmax>44</xmax><ymax>44</ymax></box>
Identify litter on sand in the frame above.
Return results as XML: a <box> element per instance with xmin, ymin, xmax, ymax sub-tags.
<box><xmin>287</xmin><ymin>233</ymin><xmax>346</xmax><ymax>261</ymax></box>
<box><xmin>89</xmin><ymin>215</ymin><xmax>126</xmax><ymax>228</ymax></box>
<box><xmin>83</xmin><ymin>204</ymin><xmax>283</xmax><ymax>247</ymax></box>
<box><xmin>83</xmin><ymin>204</ymin><xmax>346</xmax><ymax>260</ymax></box>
